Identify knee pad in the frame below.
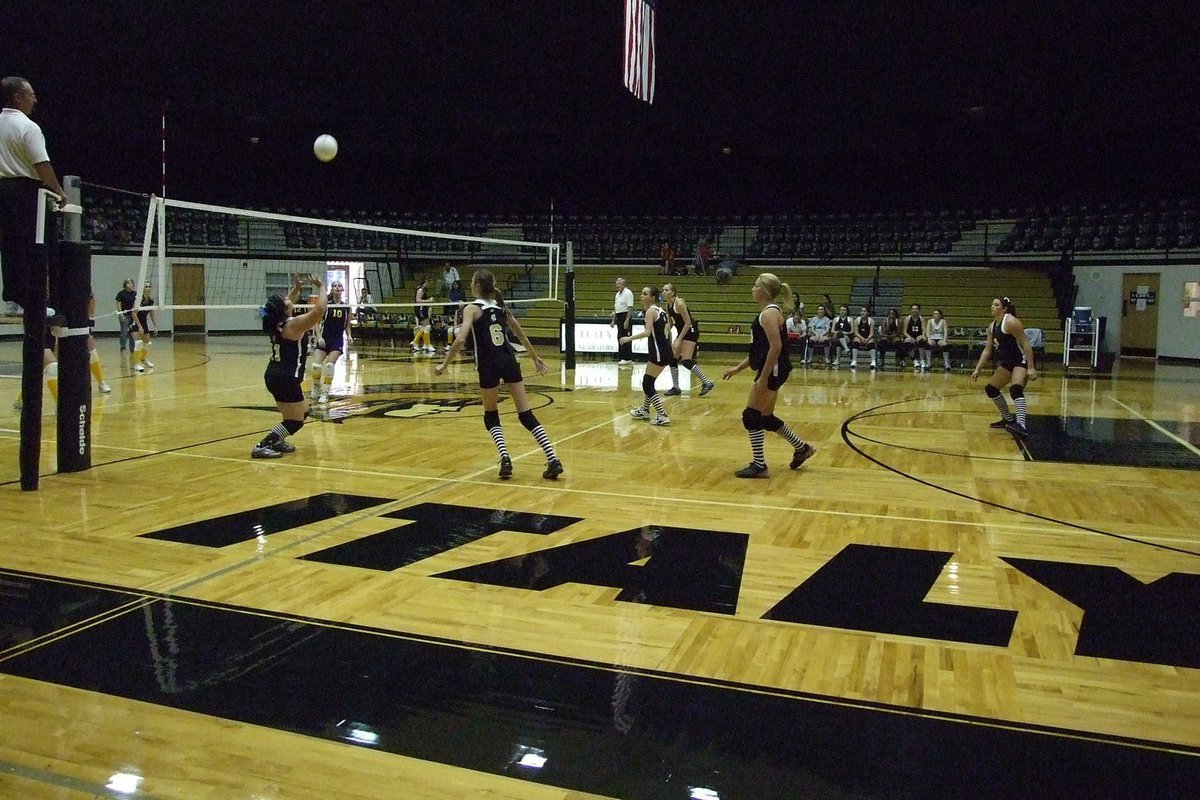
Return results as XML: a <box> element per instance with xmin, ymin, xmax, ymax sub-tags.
<box><xmin>283</xmin><ymin>419</ymin><xmax>304</xmax><ymax>435</ymax></box>
<box><xmin>741</xmin><ymin>408</ymin><xmax>763</xmax><ymax>431</ymax></box>
<box><xmin>1009</xmin><ymin>384</ymin><xmax>1025</xmax><ymax>400</ymax></box>
<box><xmin>483</xmin><ymin>410</ymin><xmax>501</xmax><ymax>430</ymax></box>
<box><xmin>762</xmin><ymin>414</ymin><xmax>782</xmax><ymax>432</ymax></box>
<box><xmin>517</xmin><ymin>409</ymin><xmax>539</xmax><ymax>431</ymax></box>
<box><xmin>133</xmin><ymin>340</ymin><xmax>143</xmax><ymax>353</ymax></box>
<box><xmin>681</xmin><ymin>359</ymin><xmax>696</xmax><ymax>370</ymax></box>
<box><xmin>669</xmin><ymin>357</ymin><xmax>679</xmax><ymax>368</ymax></box>
<box><xmin>642</xmin><ymin>374</ymin><xmax>656</xmax><ymax>396</ymax></box>
<box><xmin>985</xmin><ymin>384</ymin><xmax>1001</xmax><ymax>398</ymax></box>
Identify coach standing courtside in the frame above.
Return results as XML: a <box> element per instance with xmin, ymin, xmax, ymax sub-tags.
<box><xmin>0</xmin><ymin>77</ymin><xmax>67</xmax><ymax>316</ymax></box>
<box><xmin>612</xmin><ymin>276</ymin><xmax>634</xmax><ymax>366</ymax></box>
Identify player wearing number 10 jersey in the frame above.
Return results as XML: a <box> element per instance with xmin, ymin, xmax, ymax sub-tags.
<box><xmin>435</xmin><ymin>269</ymin><xmax>564</xmax><ymax>481</ymax></box>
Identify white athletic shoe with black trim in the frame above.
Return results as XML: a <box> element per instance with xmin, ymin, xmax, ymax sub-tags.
<box><xmin>650</xmin><ymin>414</ymin><xmax>670</xmax><ymax>426</ymax></box>
<box><xmin>629</xmin><ymin>407</ymin><xmax>650</xmax><ymax>419</ymax></box>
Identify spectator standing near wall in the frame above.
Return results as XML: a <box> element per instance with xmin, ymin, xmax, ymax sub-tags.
<box><xmin>115</xmin><ymin>278</ymin><xmax>137</xmax><ymax>352</ymax></box>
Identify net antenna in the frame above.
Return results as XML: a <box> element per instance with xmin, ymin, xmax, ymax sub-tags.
<box><xmin>136</xmin><ymin>198</ymin><xmax>561</xmax><ymax>322</ymax></box>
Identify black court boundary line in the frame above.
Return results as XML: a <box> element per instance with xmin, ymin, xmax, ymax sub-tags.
<box><xmin>1</xmin><ymin>564</ymin><xmax>1197</xmax><ymax>759</ymax></box>
<box><xmin>841</xmin><ymin>394</ymin><xmax>1200</xmax><ymax>558</ymax></box>
<box><xmin>839</xmin><ymin>408</ymin><xmax>1028</xmax><ymax>462</ymax></box>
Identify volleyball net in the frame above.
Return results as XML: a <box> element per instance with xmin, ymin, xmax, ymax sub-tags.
<box><xmin>131</xmin><ymin>197</ymin><xmax>562</xmax><ymax>321</ymax></box>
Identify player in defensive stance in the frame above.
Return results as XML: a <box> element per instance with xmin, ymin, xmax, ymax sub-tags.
<box><xmin>309</xmin><ymin>280</ymin><xmax>351</xmax><ymax>404</ymax></box>
<box><xmin>661</xmin><ymin>283</ymin><xmax>715</xmax><ymax>396</ymax></box>
<box><xmin>618</xmin><ymin>285</ymin><xmax>672</xmax><ymax>425</ymax></box>
<box><xmin>251</xmin><ymin>274</ymin><xmax>326</xmax><ymax>459</ymax></box>
<box><xmin>132</xmin><ymin>282</ymin><xmax>156</xmax><ymax>372</ymax></box>
<box><xmin>435</xmin><ymin>269</ymin><xmax>563</xmax><ymax>480</ymax></box>
<box><xmin>722</xmin><ymin>273</ymin><xmax>816</xmax><ymax>478</ymax></box>
<box><xmin>972</xmin><ymin>296</ymin><xmax>1038</xmax><ymax>437</ymax></box>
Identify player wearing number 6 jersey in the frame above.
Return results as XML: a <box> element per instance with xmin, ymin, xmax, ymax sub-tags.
<box><xmin>435</xmin><ymin>269</ymin><xmax>564</xmax><ymax>481</ymax></box>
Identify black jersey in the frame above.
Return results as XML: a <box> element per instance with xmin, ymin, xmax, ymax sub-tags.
<box><xmin>415</xmin><ymin>287</ymin><xmax>431</xmax><ymax>321</ymax></box>
<box><xmin>269</xmin><ymin>328</ymin><xmax>310</xmax><ymax>379</ymax></box>
<box><xmin>749</xmin><ymin>304</ymin><xmax>792</xmax><ymax>374</ymax></box>
<box><xmin>322</xmin><ymin>305</ymin><xmax>349</xmax><ymax>338</ymax></box>
<box><xmin>667</xmin><ymin>298</ymin><xmax>698</xmax><ymax>337</ymax></box>
<box><xmin>645</xmin><ymin>306</ymin><xmax>672</xmax><ymax>364</ymax></box>
<box><xmin>136</xmin><ymin>295</ymin><xmax>154</xmax><ymax>329</ymax></box>
<box><xmin>905</xmin><ymin>315</ymin><xmax>924</xmax><ymax>338</ymax></box>
<box><xmin>856</xmin><ymin>317</ymin><xmax>873</xmax><ymax>338</ymax></box>
<box><xmin>833</xmin><ymin>315</ymin><xmax>853</xmax><ymax>335</ymax></box>
<box><xmin>882</xmin><ymin>317</ymin><xmax>901</xmax><ymax>338</ymax></box>
<box><xmin>471</xmin><ymin>299</ymin><xmax>516</xmax><ymax>367</ymax></box>
<box><xmin>993</xmin><ymin>314</ymin><xmax>1024</xmax><ymax>365</ymax></box>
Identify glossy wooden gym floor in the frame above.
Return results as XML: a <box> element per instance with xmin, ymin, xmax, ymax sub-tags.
<box><xmin>1</xmin><ymin>335</ymin><xmax>1198</xmax><ymax>799</ymax></box>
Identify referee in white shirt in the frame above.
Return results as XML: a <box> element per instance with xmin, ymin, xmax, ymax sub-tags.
<box><xmin>611</xmin><ymin>276</ymin><xmax>635</xmax><ymax>365</ymax></box>
<box><xmin>1</xmin><ymin>77</ymin><xmax>67</xmax><ymax>317</ymax></box>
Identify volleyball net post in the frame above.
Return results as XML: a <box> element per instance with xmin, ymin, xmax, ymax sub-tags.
<box><xmin>20</xmin><ymin>180</ymin><xmax>89</xmax><ymax>490</ymax></box>
<box><xmin>564</xmin><ymin>241</ymin><xmax>575</xmax><ymax>370</ymax></box>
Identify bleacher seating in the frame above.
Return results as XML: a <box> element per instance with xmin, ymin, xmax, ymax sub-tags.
<box><xmin>521</xmin><ymin>265</ymin><xmax>1064</xmax><ymax>361</ymax></box>
<box><xmin>998</xmin><ymin>199</ymin><xmax>1198</xmax><ymax>254</ymax></box>
<box><xmin>76</xmin><ymin>190</ymin><xmax>1198</xmax><ymax>266</ymax></box>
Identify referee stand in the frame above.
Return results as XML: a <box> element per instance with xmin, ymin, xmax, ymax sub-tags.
<box><xmin>18</xmin><ymin>175</ymin><xmax>89</xmax><ymax>490</ymax></box>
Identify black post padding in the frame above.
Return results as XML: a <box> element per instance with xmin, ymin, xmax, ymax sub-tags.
<box><xmin>18</xmin><ymin>194</ymin><xmax>58</xmax><ymax>491</ymax></box>
<box><xmin>55</xmin><ymin>241</ymin><xmax>92</xmax><ymax>473</ymax></box>
<box><xmin>18</xmin><ymin>232</ymin><xmax>49</xmax><ymax>491</ymax></box>
<box><xmin>564</xmin><ymin>261</ymin><xmax>576</xmax><ymax>370</ymax></box>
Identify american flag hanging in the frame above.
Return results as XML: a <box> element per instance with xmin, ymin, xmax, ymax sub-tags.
<box><xmin>623</xmin><ymin>0</ymin><xmax>656</xmax><ymax>103</ymax></box>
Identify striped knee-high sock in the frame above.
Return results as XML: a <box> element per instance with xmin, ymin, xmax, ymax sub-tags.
<box><xmin>669</xmin><ymin>364</ymin><xmax>680</xmax><ymax>388</ymax></box>
<box><xmin>1014</xmin><ymin>396</ymin><xmax>1027</xmax><ymax>428</ymax></box>
<box><xmin>772</xmin><ymin>419</ymin><xmax>804</xmax><ymax>448</ymax></box>
<box><xmin>529</xmin><ymin>424</ymin><xmax>557</xmax><ymax>461</ymax></box>
<box><xmin>749</xmin><ymin>429</ymin><xmax>766</xmax><ymax>467</ymax></box>
<box><xmin>649</xmin><ymin>393</ymin><xmax>666</xmax><ymax>415</ymax></box>
<box><xmin>488</xmin><ymin>424</ymin><xmax>509</xmax><ymax>459</ymax></box>
<box><xmin>991</xmin><ymin>393</ymin><xmax>1012</xmax><ymax>421</ymax></box>
<box><xmin>689</xmin><ymin>363</ymin><xmax>711</xmax><ymax>384</ymax></box>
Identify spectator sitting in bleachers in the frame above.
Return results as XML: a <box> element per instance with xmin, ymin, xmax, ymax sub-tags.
<box><xmin>831</xmin><ymin>305</ymin><xmax>853</xmax><ymax>367</ymax></box>
<box><xmin>692</xmin><ymin>239</ymin><xmax>711</xmax><ymax>275</ymax></box>
<box><xmin>926</xmin><ymin>309</ymin><xmax>952</xmax><ymax>371</ymax></box>
<box><xmin>903</xmin><ymin>303</ymin><xmax>929</xmax><ymax>370</ymax></box>
<box><xmin>849</xmin><ymin>305</ymin><xmax>877</xmax><ymax>370</ymax></box>
<box><xmin>876</xmin><ymin>307</ymin><xmax>903</xmax><ymax>368</ymax></box>
<box><xmin>806</xmin><ymin>304</ymin><xmax>832</xmax><ymax>365</ymax></box>
<box><xmin>786</xmin><ymin>304</ymin><xmax>808</xmax><ymax>361</ymax></box>
<box><xmin>659</xmin><ymin>241</ymin><xmax>676</xmax><ymax>275</ymax></box>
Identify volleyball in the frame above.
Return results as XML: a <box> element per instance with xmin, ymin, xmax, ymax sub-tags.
<box><xmin>313</xmin><ymin>134</ymin><xmax>338</xmax><ymax>162</ymax></box>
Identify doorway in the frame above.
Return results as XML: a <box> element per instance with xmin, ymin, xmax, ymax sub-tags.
<box><xmin>172</xmin><ymin>263</ymin><xmax>206</xmax><ymax>333</ymax></box>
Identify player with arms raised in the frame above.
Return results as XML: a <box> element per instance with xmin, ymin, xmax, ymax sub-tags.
<box><xmin>435</xmin><ymin>270</ymin><xmax>564</xmax><ymax>480</ymax></box>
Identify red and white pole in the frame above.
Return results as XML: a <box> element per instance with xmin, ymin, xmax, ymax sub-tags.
<box><xmin>160</xmin><ymin>103</ymin><xmax>167</xmax><ymax>198</ymax></box>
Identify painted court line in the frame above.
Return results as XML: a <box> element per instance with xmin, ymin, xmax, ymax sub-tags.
<box><xmin>1107</xmin><ymin>396</ymin><xmax>1200</xmax><ymax>458</ymax></box>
